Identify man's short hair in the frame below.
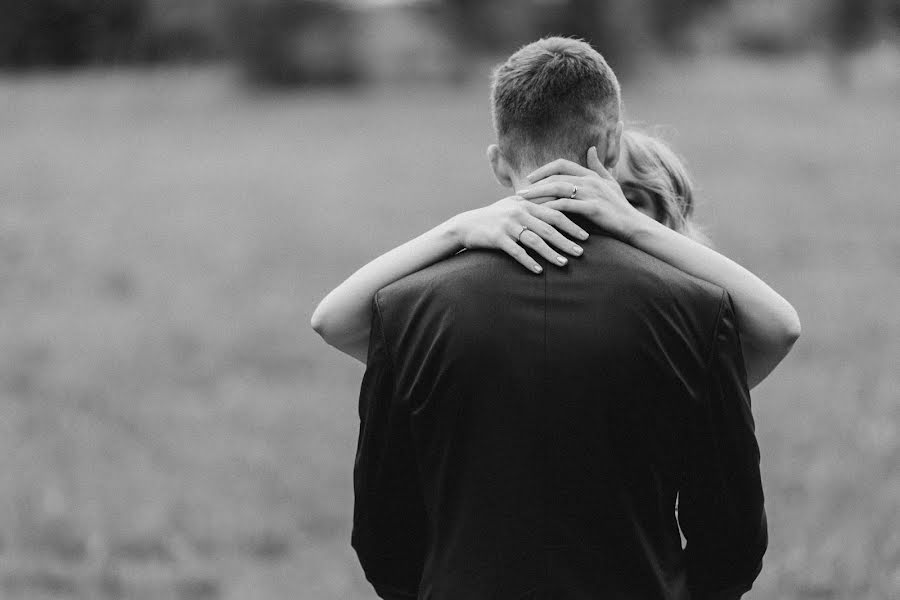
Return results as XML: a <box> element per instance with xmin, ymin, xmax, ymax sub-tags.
<box><xmin>491</xmin><ymin>37</ymin><xmax>622</xmax><ymax>170</ymax></box>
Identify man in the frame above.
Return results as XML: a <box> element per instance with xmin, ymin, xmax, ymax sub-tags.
<box><xmin>352</xmin><ymin>37</ymin><xmax>766</xmax><ymax>599</ymax></box>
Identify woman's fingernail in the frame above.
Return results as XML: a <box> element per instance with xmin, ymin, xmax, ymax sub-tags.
<box><xmin>533</xmin><ymin>265</ymin><xmax>543</xmax><ymax>273</ymax></box>
<box><xmin>578</xmin><ymin>230</ymin><xmax>589</xmax><ymax>240</ymax></box>
<box><xmin>516</xmin><ymin>189</ymin><xmax>530</xmax><ymax>196</ymax></box>
<box><xmin>556</xmin><ymin>256</ymin><xmax>567</xmax><ymax>265</ymax></box>
<box><xmin>525</xmin><ymin>172</ymin><xmax>536</xmax><ymax>181</ymax></box>
<box><xmin>572</xmin><ymin>245</ymin><xmax>583</xmax><ymax>255</ymax></box>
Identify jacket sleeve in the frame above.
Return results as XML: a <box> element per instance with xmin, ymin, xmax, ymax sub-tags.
<box><xmin>351</xmin><ymin>294</ymin><xmax>427</xmax><ymax>599</ymax></box>
<box><xmin>679</xmin><ymin>291</ymin><xmax>768</xmax><ymax>600</ymax></box>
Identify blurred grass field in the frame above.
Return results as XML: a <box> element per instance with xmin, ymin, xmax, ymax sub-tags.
<box><xmin>0</xmin><ymin>53</ymin><xmax>898</xmax><ymax>599</ymax></box>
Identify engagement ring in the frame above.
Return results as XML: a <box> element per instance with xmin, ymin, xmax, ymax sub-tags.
<box><xmin>517</xmin><ymin>226</ymin><xmax>529</xmax><ymax>242</ymax></box>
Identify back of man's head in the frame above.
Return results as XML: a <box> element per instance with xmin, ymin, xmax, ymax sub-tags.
<box><xmin>490</xmin><ymin>37</ymin><xmax>622</xmax><ymax>174</ymax></box>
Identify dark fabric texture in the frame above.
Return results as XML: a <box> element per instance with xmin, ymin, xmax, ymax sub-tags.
<box><xmin>352</xmin><ymin>223</ymin><xmax>766</xmax><ymax>600</ymax></box>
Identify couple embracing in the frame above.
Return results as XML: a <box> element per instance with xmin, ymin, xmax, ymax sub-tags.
<box><xmin>313</xmin><ymin>37</ymin><xmax>799</xmax><ymax>600</ymax></box>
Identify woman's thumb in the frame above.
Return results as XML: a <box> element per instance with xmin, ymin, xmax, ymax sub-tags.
<box><xmin>587</xmin><ymin>146</ymin><xmax>608</xmax><ymax>177</ymax></box>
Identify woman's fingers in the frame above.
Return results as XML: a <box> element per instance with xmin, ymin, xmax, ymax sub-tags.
<box><xmin>522</xmin><ymin>149</ymin><xmax>612</xmax><ymax>185</ymax></box>
<box><xmin>519</xmin><ymin>173</ymin><xmax>579</xmax><ymax>189</ymax></box>
<box><xmin>525</xmin><ymin>158</ymin><xmax>594</xmax><ymax>182</ymax></box>
<box><xmin>516</xmin><ymin>223</ymin><xmax>570</xmax><ymax>266</ymax></box>
<box><xmin>542</xmin><ymin>199</ymin><xmax>591</xmax><ymax>216</ymax></box>
<box><xmin>517</xmin><ymin>180</ymin><xmax>580</xmax><ymax>201</ymax></box>
<box><xmin>586</xmin><ymin>146</ymin><xmax>614</xmax><ymax>180</ymax></box>
<box><xmin>521</xmin><ymin>214</ymin><xmax>583</xmax><ymax>258</ymax></box>
<box><xmin>525</xmin><ymin>203</ymin><xmax>589</xmax><ymax>243</ymax></box>
<box><xmin>522</xmin><ymin>195</ymin><xmax>561</xmax><ymax>205</ymax></box>
<box><xmin>498</xmin><ymin>237</ymin><xmax>543</xmax><ymax>274</ymax></box>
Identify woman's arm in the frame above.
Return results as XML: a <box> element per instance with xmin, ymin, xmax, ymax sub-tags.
<box><xmin>311</xmin><ymin>197</ymin><xmax>588</xmax><ymax>363</ymax></box>
<box><xmin>520</xmin><ymin>150</ymin><xmax>800</xmax><ymax>389</ymax></box>
<box><xmin>311</xmin><ymin>222</ymin><xmax>460</xmax><ymax>363</ymax></box>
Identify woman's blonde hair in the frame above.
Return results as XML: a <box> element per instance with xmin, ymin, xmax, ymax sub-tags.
<box><xmin>619</xmin><ymin>130</ymin><xmax>710</xmax><ymax>246</ymax></box>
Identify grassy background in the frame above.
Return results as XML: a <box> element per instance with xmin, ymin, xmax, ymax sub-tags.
<box><xmin>0</xmin><ymin>52</ymin><xmax>898</xmax><ymax>599</ymax></box>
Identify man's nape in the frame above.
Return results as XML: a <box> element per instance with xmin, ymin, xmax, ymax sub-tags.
<box><xmin>487</xmin><ymin>119</ymin><xmax>623</xmax><ymax>192</ymax></box>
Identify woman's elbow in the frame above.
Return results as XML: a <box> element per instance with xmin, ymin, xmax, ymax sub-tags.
<box><xmin>310</xmin><ymin>305</ymin><xmax>332</xmax><ymax>341</ymax></box>
<box><xmin>780</xmin><ymin>309</ymin><xmax>802</xmax><ymax>350</ymax></box>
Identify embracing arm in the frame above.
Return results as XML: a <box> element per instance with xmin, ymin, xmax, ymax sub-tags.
<box><xmin>311</xmin><ymin>198</ymin><xmax>587</xmax><ymax>363</ymax></box>
<box><xmin>521</xmin><ymin>149</ymin><xmax>800</xmax><ymax>389</ymax></box>
<box><xmin>310</xmin><ymin>222</ymin><xmax>462</xmax><ymax>363</ymax></box>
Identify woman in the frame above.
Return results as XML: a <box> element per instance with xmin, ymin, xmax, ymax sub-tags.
<box><xmin>311</xmin><ymin>131</ymin><xmax>800</xmax><ymax>389</ymax></box>
<box><xmin>615</xmin><ymin>130</ymin><xmax>708</xmax><ymax>245</ymax></box>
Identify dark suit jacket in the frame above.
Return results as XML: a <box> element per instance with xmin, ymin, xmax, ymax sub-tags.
<box><xmin>352</xmin><ymin>221</ymin><xmax>767</xmax><ymax>600</ymax></box>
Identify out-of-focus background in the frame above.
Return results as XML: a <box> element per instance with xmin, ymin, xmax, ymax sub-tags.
<box><xmin>1</xmin><ymin>0</ymin><xmax>898</xmax><ymax>598</ymax></box>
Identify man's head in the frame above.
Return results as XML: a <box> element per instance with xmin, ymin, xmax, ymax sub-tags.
<box><xmin>488</xmin><ymin>37</ymin><xmax>623</xmax><ymax>190</ymax></box>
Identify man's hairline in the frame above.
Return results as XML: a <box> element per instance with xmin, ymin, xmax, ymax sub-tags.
<box><xmin>495</xmin><ymin>107</ymin><xmax>621</xmax><ymax>172</ymax></box>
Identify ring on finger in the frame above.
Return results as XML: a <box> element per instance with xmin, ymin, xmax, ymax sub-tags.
<box><xmin>516</xmin><ymin>225</ymin><xmax>529</xmax><ymax>242</ymax></box>
<box><xmin>570</xmin><ymin>184</ymin><xmax>578</xmax><ymax>199</ymax></box>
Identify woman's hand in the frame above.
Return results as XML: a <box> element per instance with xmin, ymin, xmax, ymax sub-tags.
<box><xmin>448</xmin><ymin>196</ymin><xmax>589</xmax><ymax>273</ymax></box>
<box><xmin>516</xmin><ymin>147</ymin><xmax>649</xmax><ymax>241</ymax></box>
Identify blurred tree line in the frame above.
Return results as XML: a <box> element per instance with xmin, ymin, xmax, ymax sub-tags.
<box><xmin>0</xmin><ymin>0</ymin><xmax>897</xmax><ymax>83</ymax></box>
<box><xmin>0</xmin><ymin>0</ymin><xmax>229</xmax><ymax>67</ymax></box>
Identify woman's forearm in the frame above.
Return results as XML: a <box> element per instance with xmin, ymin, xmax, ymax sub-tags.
<box><xmin>627</xmin><ymin>215</ymin><xmax>801</xmax><ymax>389</ymax></box>
<box><xmin>311</xmin><ymin>219</ymin><xmax>463</xmax><ymax>364</ymax></box>
<box><xmin>311</xmin><ymin>197</ymin><xmax>588</xmax><ymax>364</ymax></box>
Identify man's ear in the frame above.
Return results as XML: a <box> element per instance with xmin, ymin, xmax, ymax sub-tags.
<box><xmin>487</xmin><ymin>144</ymin><xmax>514</xmax><ymax>188</ymax></box>
<box><xmin>603</xmin><ymin>121</ymin><xmax>624</xmax><ymax>169</ymax></box>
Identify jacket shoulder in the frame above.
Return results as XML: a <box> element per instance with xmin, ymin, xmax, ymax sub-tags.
<box><xmin>375</xmin><ymin>249</ymin><xmax>511</xmax><ymax>307</ymax></box>
<box><xmin>586</xmin><ymin>238</ymin><xmax>731</xmax><ymax>356</ymax></box>
<box><xmin>593</xmin><ymin>237</ymin><xmax>726</xmax><ymax>304</ymax></box>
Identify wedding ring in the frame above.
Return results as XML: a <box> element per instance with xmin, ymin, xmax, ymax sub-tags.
<box><xmin>517</xmin><ymin>226</ymin><xmax>529</xmax><ymax>242</ymax></box>
<box><xmin>570</xmin><ymin>185</ymin><xmax>578</xmax><ymax>199</ymax></box>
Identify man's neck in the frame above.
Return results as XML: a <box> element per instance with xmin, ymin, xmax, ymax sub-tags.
<box><xmin>509</xmin><ymin>173</ymin><xmax>531</xmax><ymax>195</ymax></box>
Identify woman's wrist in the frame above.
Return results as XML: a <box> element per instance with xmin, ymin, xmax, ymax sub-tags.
<box><xmin>620</xmin><ymin>210</ymin><xmax>660</xmax><ymax>246</ymax></box>
<box><xmin>440</xmin><ymin>213</ymin><xmax>469</xmax><ymax>250</ymax></box>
